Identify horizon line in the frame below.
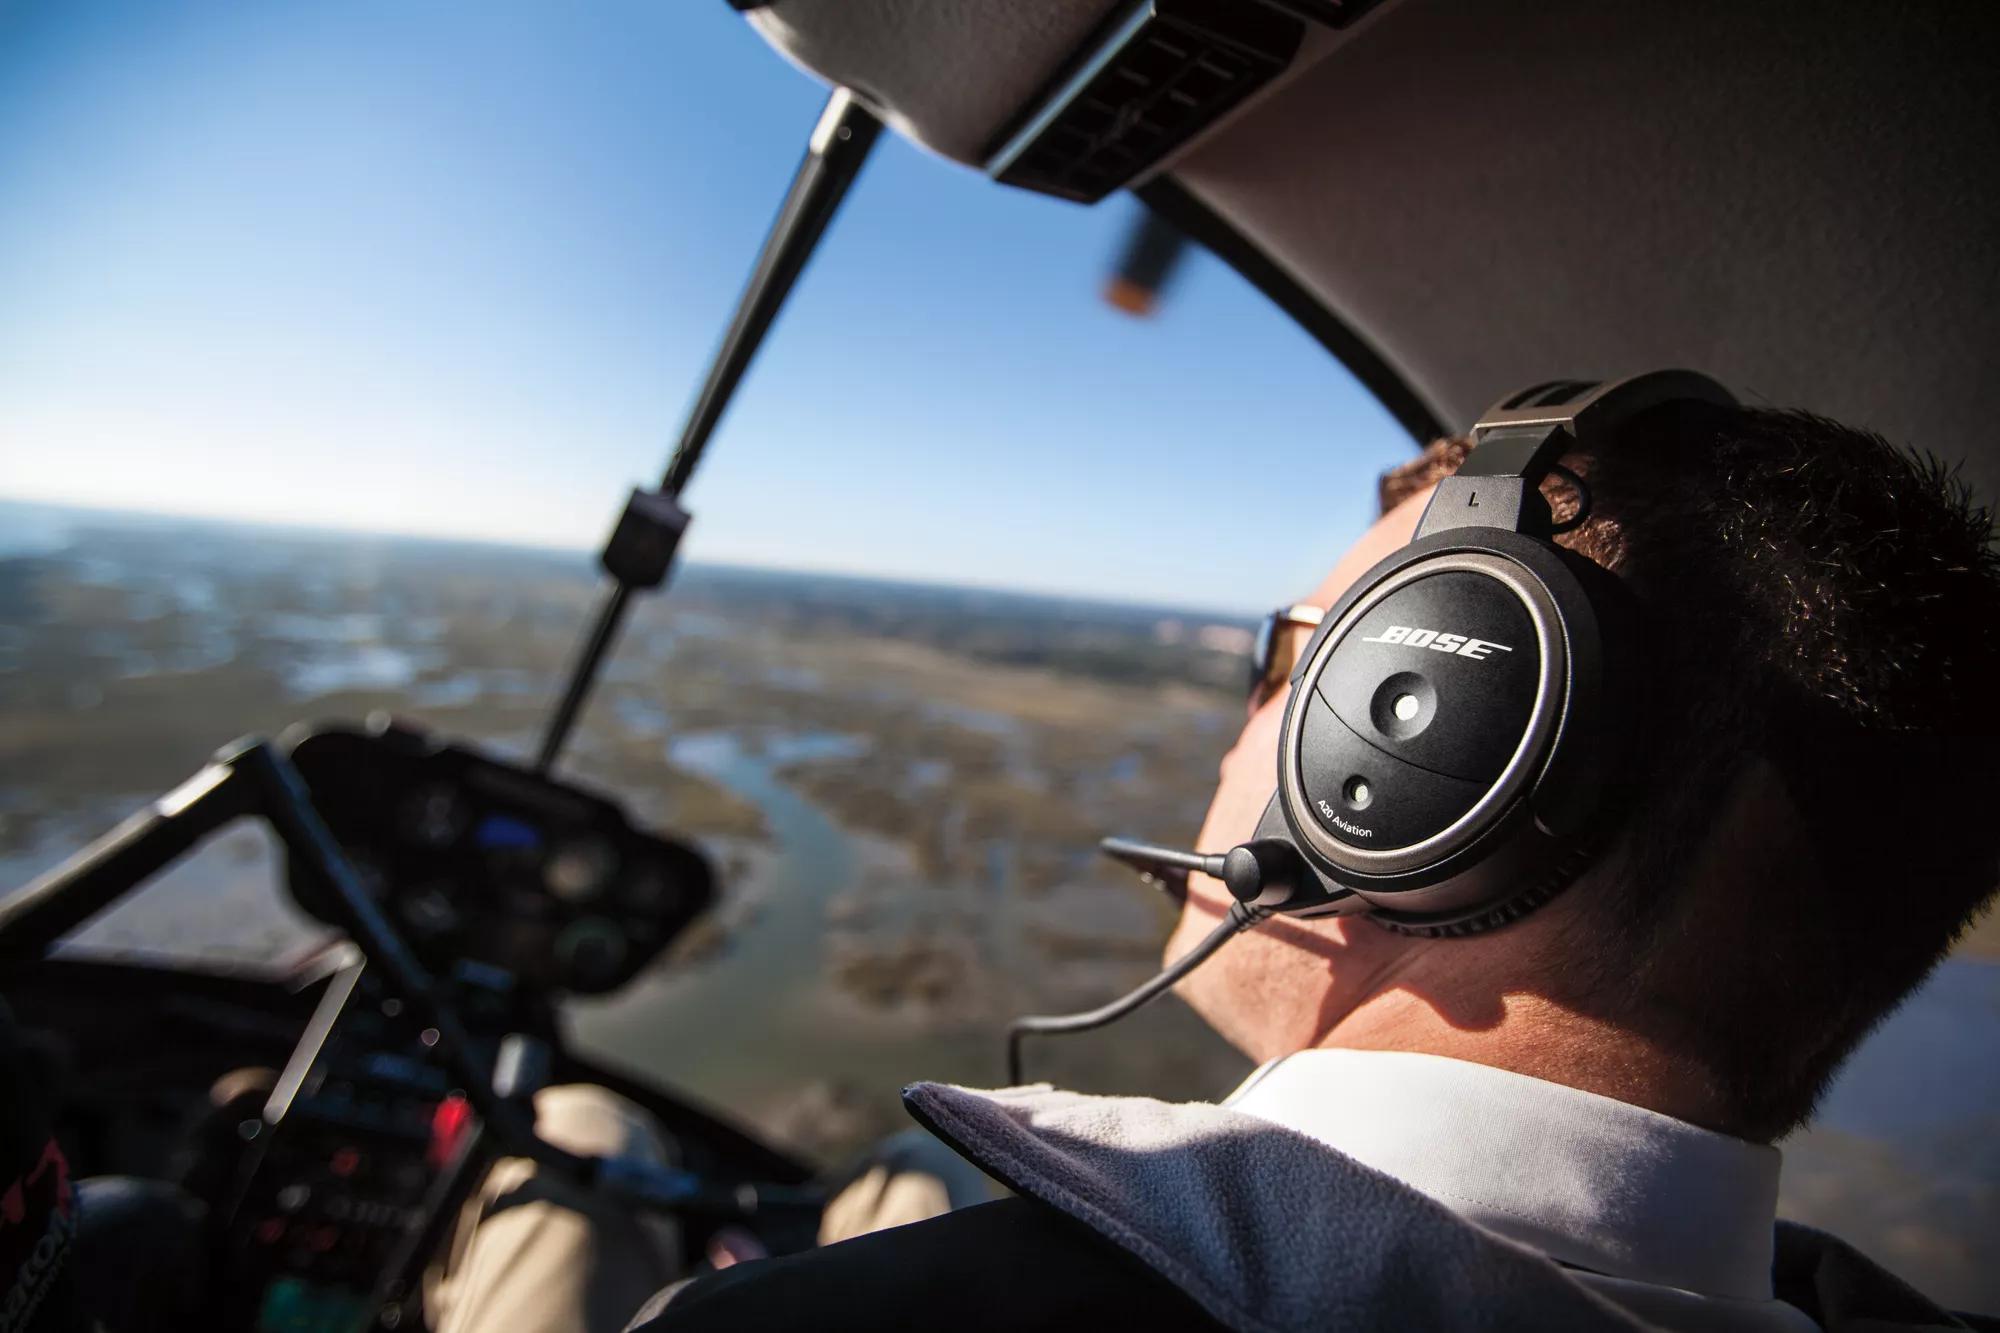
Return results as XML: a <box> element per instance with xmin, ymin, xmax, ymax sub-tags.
<box><xmin>0</xmin><ymin>490</ymin><xmax>1262</xmax><ymax>622</ymax></box>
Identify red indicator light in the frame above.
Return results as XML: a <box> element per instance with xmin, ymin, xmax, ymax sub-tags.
<box><xmin>429</xmin><ymin>1093</ymin><xmax>473</xmax><ymax>1168</ymax></box>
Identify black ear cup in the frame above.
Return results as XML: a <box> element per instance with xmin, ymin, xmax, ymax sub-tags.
<box><xmin>1250</xmin><ymin>370</ymin><xmax>1731</xmax><ymax>935</ymax></box>
<box><xmin>1269</xmin><ymin>527</ymin><xmax>1617</xmax><ymax>930</ymax></box>
<box><xmin>1297</xmin><ymin>560</ymin><xmax>1551</xmax><ymax>860</ymax></box>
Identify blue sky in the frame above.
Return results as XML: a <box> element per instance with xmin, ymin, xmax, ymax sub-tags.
<box><xmin>0</xmin><ymin>0</ymin><xmax>1411</xmax><ymax>612</ymax></box>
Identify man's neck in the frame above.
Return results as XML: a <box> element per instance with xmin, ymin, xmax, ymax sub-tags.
<box><xmin>1316</xmin><ymin>986</ymin><xmax>1740</xmax><ymax>1135</ymax></box>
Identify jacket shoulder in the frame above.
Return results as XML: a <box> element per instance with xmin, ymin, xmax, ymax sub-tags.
<box><xmin>629</xmin><ymin>1196</ymin><xmax>1225</xmax><ymax>1333</ymax></box>
<box><xmin>1774</xmin><ymin>1221</ymin><xmax>1998</xmax><ymax>1331</ymax></box>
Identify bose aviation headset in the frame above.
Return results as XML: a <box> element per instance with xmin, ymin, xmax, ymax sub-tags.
<box><xmin>1010</xmin><ymin>369</ymin><xmax>1739</xmax><ymax>1079</ymax></box>
<box><xmin>1245</xmin><ymin>368</ymin><xmax>1740</xmax><ymax>933</ymax></box>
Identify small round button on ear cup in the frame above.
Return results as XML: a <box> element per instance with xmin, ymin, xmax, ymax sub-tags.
<box><xmin>1298</xmin><ymin>694</ymin><xmax>1485</xmax><ymax>851</ymax></box>
<box><xmin>1369</xmin><ymin>671</ymin><xmax>1437</xmax><ymax>740</ymax></box>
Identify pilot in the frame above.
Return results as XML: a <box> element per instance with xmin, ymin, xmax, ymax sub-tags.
<box><xmin>612</xmin><ymin>394</ymin><xmax>1999</xmax><ymax>1330</ymax></box>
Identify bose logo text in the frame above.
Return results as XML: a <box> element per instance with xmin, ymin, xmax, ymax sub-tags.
<box><xmin>1360</xmin><ymin>626</ymin><xmax>1513</xmax><ymax>660</ymax></box>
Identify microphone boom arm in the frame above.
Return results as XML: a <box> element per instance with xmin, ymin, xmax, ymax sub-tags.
<box><xmin>1005</xmin><ymin>898</ymin><xmax>1266</xmax><ymax>1085</ymax></box>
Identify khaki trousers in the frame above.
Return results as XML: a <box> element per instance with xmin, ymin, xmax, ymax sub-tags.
<box><xmin>425</xmin><ymin>1085</ymin><xmax>680</xmax><ymax>1333</ymax></box>
<box><xmin>426</xmin><ymin>1086</ymin><xmax>993</xmax><ymax>1333</ymax></box>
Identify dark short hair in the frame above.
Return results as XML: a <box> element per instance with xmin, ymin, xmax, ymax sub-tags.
<box><xmin>1380</xmin><ymin>404</ymin><xmax>2000</xmax><ymax>1140</ymax></box>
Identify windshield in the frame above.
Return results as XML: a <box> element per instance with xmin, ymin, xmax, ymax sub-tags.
<box><xmin>1</xmin><ymin>0</ymin><xmax>1993</xmax><ymax>1312</ymax></box>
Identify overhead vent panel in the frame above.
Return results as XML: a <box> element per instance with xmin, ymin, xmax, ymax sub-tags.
<box><xmin>982</xmin><ymin>0</ymin><xmax>1338</xmax><ymax>204</ymax></box>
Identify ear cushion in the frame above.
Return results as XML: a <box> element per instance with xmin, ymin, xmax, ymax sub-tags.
<box><xmin>1365</xmin><ymin>834</ymin><xmax>1604</xmax><ymax>938</ymax></box>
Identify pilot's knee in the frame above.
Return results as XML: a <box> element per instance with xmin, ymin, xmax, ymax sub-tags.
<box><xmin>818</xmin><ymin>1128</ymin><xmax>997</xmax><ymax>1246</ymax></box>
<box><xmin>531</xmin><ymin>1084</ymin><xmax>673</xmax><ymax>1166</ymax></box>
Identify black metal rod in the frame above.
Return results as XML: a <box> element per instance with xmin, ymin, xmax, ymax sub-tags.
<box><xmin>531</xmin><ymin>88</ymin><xmax>882</xmax><ymax>775</ymax></box>
<box><xmin>659</xmin><ymin>88</ymin><xmax>882</xmax><ymax>498</ymax></box>
<box><xmin>534</xmin><ymin>582</ymin><xmax>634</xmax><ymax>775</ymax></box>
<box><xmin>0</xmin><ymin>749</ymin><xmax>254</xmax><ymax>961</ymax></box>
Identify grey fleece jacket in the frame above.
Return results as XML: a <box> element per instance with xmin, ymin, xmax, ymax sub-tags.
<box><xmin>636</xmin><ymin>1079</ymin><xmax>1978</xmax><ymax>1331</ymax></box>
<box><xmin>902</xmin><ymin>1080</ymin><xmax>1656</xmax><ymax>1333</ymax></box>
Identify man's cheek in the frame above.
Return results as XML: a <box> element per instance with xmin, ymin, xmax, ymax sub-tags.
<box><xmin>1204</xmin><ymin>693</ymin><xmax>1290</xmax><ymax>846</ymax></box>
<box><xmin>1176</xmin><ymin>692</ymin><xmax>1290</xmax><ymax>968</ymax></box>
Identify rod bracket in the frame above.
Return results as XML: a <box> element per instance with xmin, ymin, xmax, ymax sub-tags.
<box><xmin>600</xmin><ymin>488</ymin><xmax>691</xmax><ymax>591</ymax></box>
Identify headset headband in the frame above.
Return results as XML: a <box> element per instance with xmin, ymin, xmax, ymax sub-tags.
<box><xmin>1418</xmin><ymin>370</ymin><xmax>1738</xmax><ymax>542</ymax></box>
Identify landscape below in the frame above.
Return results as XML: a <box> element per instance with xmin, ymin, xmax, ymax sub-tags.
<box><xmin>0</xmin><ymin>499</ymin><xmax>1993</xmax><ymax>1309</ymax></box>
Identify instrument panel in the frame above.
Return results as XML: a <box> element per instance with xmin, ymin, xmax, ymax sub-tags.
<box><xmin>284</xmin><ymin>720</ymin><xmax>714</xmax><ymax>995</ymax></box>
<box><xmin>223</xmin><ymin>967</ymin><xmax>449</xmax><ymax>1333</ymax></box>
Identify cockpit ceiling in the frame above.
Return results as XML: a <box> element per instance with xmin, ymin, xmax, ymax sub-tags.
<box><xmin>746</xmin><ymin>0</ymin><xmax>2000</xmax><ymax>499</ymax></box>
<box><xmin>746</xmin><ymin>0</ymin><xmax>1127</xmax><ymax>163</ymax></box>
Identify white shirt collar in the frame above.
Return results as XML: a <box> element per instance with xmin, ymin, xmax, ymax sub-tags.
<box><xmin>1225</xmin><ymin>1049</ymin><xmax>1782</xmax><ymax>1302</ymax></box>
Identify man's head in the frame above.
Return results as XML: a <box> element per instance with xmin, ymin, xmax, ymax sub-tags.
<box><xmin>1171</xmin><ymin>399</ymin><xmax>2000</xmax><ymax>1141</ymax></box>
